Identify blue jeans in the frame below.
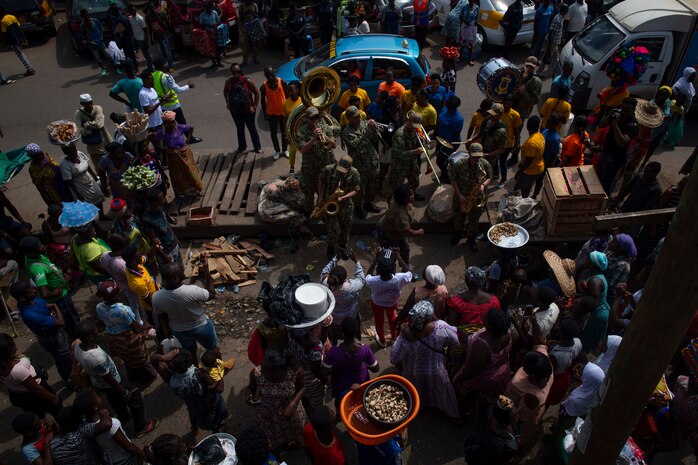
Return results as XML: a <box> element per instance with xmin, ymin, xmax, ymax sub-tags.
<box><xmin>156</xmin><ymin>38</ymin><xmax>174</xmax><ymax>69</ymax></box>
<box><xmin>173</xmin><ymin>318</ymin><xmax>219</xmax><ymax>357</ymax></box>
<box><xmin>230</xmin><ymin>110</ymin><xmax>261</xmax><ymax>151</ymax></box>
<box><xmin>37</xmin><ymin>330</ymin><xmax>72</xmax><ymax>383</ymax></box>
<box><xmin>135</xmin><ymin>39</ymin><xmax>154</xmax><ymax>71</ymax></box>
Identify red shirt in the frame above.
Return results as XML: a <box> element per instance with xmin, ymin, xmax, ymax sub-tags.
<box><xmin>302</xmin><ymin>423</ymin><xmax>347</xmax><ymax>465</ymax></box>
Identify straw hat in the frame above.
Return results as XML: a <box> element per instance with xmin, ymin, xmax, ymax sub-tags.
<box><xmin>543</xmin><ymin>250</ymin><xmax>576</xmax><ymax>298</ymax></box>
<box><xmin>285</xmin><ymin>283</ymin><xmax>336</xmax><ymax>329</ymax></box>
<box><xmin>634</xmin><ymin>99</ymin><xmax>665</xmax><ymax>129</ymax></box>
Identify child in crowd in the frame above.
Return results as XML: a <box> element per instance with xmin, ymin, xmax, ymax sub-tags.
<box><xmin>235</xmin><ymin>427</ymin><xmax>282</xmax><ymax>465</ymax></box>
<box><xmin>366</xmin><ymin>247</ymin><xmax>412</xmax><ymax>348</ymax></box>
<box><xmin>200</xmin><ymin>348</ymin><xmax>235</xmax><ymax>382</ymax></box>
<box><xmin>13</xmin><ymin>412</ymin><xmax>54</xmax><ymax>465</ymax></box>
<box><xmin>302</xmin><ymin>406</ymin><xmax>347</xmax><ymax>465</ymax></box>
<box><xmin>546</xmin><ymin>318</ymin><xmax>583</xmax><ymax>406</ymax></box>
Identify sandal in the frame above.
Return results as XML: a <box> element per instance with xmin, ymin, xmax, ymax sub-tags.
<box><xmin>135</xmin><ymin>419</ymin><xmax>160</xmax><ymax>438</ymax></box>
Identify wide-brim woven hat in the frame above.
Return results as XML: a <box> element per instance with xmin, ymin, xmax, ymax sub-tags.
<box><xmin>543</xmin><ymin>250</ymin><xmax>576</xmax><ymax>298</ymax></box>
<box><xmin>634</xmin><ymin>99</ymin><xmax>665</xmax><ymax>129</ymax></box>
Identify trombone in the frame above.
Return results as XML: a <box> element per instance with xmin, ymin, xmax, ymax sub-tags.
<box><xmin>373</xmin><ymin>121</ymin><xmax>394</xmax><ymax>133</ymax></box>
<box><xmin>414</xmin><ymin>123</ymin><xmax>441</xmax><ymax>186</ymax></box>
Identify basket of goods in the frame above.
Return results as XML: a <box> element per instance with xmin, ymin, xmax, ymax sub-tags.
<box><xmin>340</xmin><ymin>374</ymin><xmax>420</xmax><ymax>445</ymax></box>
<box><xmin>606</xmin><ymin>43</ymin><xmax>650</xmax><ymax>87</ymax></box>
<box><xmin>47</xmin><ymin>120</ymin><xmax>80</xmax><ymax>145</ymax></box>
<box><xmin>187</xmin><ymin>433</ymin><xmax>237</xmax><ymax>465</ymax></box>
<box><xmin>440</xmin><ymin>46</ymin><xmax>460</xmax><ymax>60</ymax></box>
<box><xmin>121</xmin><ymin>165</ymin><xmax>159</xmax><ymax>191</ymax></box>
<box><xmin>118</xmin><ymin>112</ymin><xmax>150</xmax><ymax>142</ymax></box>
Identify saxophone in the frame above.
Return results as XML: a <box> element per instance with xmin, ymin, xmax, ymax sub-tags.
<box><xmin>311</xmin><ymin>187</ymin><xmax>345</xmax><ymax>219</ymax></box>
<box><xmin>460</xmin><ymin>169</ymin><xmax>487</xmax><ymax>214</ymax></box>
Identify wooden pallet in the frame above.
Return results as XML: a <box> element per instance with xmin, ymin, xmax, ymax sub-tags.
<box><xmin>169</xmin><ymin>151</ymin><xmax>265</xmax><ymax>219</ymax></box>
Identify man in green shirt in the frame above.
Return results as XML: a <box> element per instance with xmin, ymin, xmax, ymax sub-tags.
<box><xmin>19</xmin><ymin>236</ymin><xmax>80</xmax><ymax>339</ymax></box>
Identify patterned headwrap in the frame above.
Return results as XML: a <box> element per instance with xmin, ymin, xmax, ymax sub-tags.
<box><xmin>25</xmin><ymin>143</ymin><xmax>43</xmax><ymax>157</ymax></box>
<box><xmin>614</xmin><ymin>233</ymin><xmax>637</xmax><ymax>258</ymax></box>
<box><xmin>465</xmin><ymin>266</ymin><xmax>485</xmax><ymax>288</ymax></box>
<box><xmin>659</xmin><ymin>85</ymin><xmax>672</xmax><ymax>96</ymax></box>
<box><xmin>424</xmin><ymin>265</ymin><xmax>445</xmax><ymax>286</ymax></box>
<box><xmin>162</xmin><ymin>111</ymin><xmax>177</xmax><ymax>122</ymax></box>
<box><xmin>97</xmin><ymin>280</ymin><xmax>120</xmax><ymax>299</ymax></box>
<box><xmin>589</xmin><ymin>251</ymin><xmax>608</xmax><ymax>271</ymax></box>
<box><xmin>408</xmin><ymin>300</ymin><xmax>435</xmax><ymax>331</ymax></box>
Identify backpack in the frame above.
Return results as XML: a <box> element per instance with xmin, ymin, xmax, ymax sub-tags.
<box><xmin>227</xmin><ymin>77</ymin><xmax>251</xmax><ymax>114</ymax></box>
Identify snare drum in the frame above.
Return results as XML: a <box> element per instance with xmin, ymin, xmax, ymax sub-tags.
<box><xmin>448</xmin><ymin>150</ymin><xmax>468</xmax><ymax>169</ymax></box>
<box><xmin>477</xmin><ymin>58</ymin><xmax>522</xmax><ymax>103</ymax></box>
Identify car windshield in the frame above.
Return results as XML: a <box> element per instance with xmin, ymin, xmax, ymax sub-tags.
<box><xmin>3</xmin><ymin>0</ymin><xmax>40</xmax><ymax>12</ymax></box>
<box><xmin>297</xmin><ymin>43</ymin><xmax>331</xmax><ymax>75</ymax></box>
<box><xmin>71</xmin><ymin>0</ymin><xmax>115</xmax><ymax>16</ymax></box>
<box><xmin>573</xmin><ymin>16</ymin><xmax>624</xmax><ymax>64</ymax></box>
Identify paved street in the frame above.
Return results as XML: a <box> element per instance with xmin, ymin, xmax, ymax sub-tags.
<box><xmin>0</xmin><ymin>16</ymin><xmax>695</xmax><ymax>465</ymax></box>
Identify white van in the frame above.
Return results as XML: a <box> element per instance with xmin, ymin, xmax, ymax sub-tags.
<box><xmin>560</xmin><ymin>0</ymin><xmax>698</xmax><ymax>111</ymax></box>
<box><xmin>436</xmin><ymin>0</ymin><xmax>536</xmax><ymax>48</ymax></box>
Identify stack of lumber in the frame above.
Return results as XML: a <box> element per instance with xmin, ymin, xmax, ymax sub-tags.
<box><xmin>184</xmin><ymin>237</ymin><xmax>273</xmax><ymax>286</ymax></box>
<box><xmin>541</xmin><ymin>166</ymin><xmax>607</xmax><ymax>236</ymax></box>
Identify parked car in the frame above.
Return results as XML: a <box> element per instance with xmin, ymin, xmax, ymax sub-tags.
<box><xmin>277</xmin><ymin>34</ymin><xmax>430</xmax><ymax>102</ymax></box>
<box><xmin>1</xmin><ymin>0</ymin><xmax>57</xmax><ymax>36</ymax></box>
<box><xmin>436</xmin><ymin>0</ymin><xmax>535</xmax><ymax>48</ymax></box>
<box><xmin>66</xmin><ymin>0</ymin><xmax>127</xmax><ymax>53</ymax></box>
<box><xmin>375</xmin><ymin>0</ymin><xmax>439</xmax><ymax>36</ymax></box>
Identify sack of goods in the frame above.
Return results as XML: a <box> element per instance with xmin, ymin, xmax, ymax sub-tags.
<box><xmin>257</xmin><ymin>178</ymin><xmax>306</xmax><ymax>225</ymax></box>
<box><xmin>427</xmin><ymin>184</ymin><xmax>454</xmax><ymax>223</ymax></box>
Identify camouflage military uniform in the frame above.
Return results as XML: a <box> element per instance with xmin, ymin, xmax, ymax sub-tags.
<box><xmin>388</xmin><ymin>125</ymin><xmax>421</xmax><ymax>192</ymax></box>
<box><xmin>479</xmin><ymin>118</ymin><xmax>507</xmax><ymax>177</ymax></box>
<box><xmin>515</xmin><ymin>75</ymin><xmax>543</xmax><ymax>119</ymax></box>
<box><xmin>449</xmin><ymin>157</ymin><xmax>493</xmax><ymax>238</ymax></box>
<box><xmin>342</xmin><ymin>120</ymin><xmax>379</xmax><ymax>207</ymax></box>
<box><xmin>319</xmin><ymin>163</ymin><xmax>361</xmax><ymax>248</ymax></box>
<box><xmin>297</xmin><ymin>121</ymin><xmax>337</xmax><ymax>213</ymax></box>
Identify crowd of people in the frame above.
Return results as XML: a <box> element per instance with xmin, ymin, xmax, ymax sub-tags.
<box><xmin>0</xmin><ymin>0</ymin><xmax>696</xmax><ymax>463</ymax></box>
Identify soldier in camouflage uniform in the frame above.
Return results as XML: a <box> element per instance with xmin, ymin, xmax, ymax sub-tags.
<box><xmin>318</xmin><ymin>155</ymin><xmax>361</xmax><ymax>260</ymax></box>
<box><xmin>342</xmin><ymin>105</ymin><xmax>381</xmax><ymax>219</ymax></box>
<box><xmin>471</xmin><ymin>102</ymin><xmax>507</xmax><ymax>179</ymax></box>
<box><xmin>388</xmin><ymin>111</ymin><xmax>426</xmax><ymax>201</ymax></box>
<box><xmin>449</xmin><ymin>142</ymin><xmax>493</xmax><ymax>252</ymax></box>
<box><xmin>297</xmin><ymin>106</ymin><xmax>338</xmax><ymax>213</ymax></box>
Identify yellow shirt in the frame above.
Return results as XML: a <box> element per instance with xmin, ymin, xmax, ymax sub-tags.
<box><xmin>281</xmin><ymin>96</ymin><xmax>302</xmax><ymax>118</ymax></box>
<box><xmin>410</xmin><ymin>102</ymin><xmax>438</xmax><ymax>128</ymax></box>
<box><xmin>339</xmin><ymin>109</ymin><xmax>367</xmax><ymax>127</ymax></box>
<box><xmin>338</xmin><ymin>88</ymin><xmax>371</xmax><ymax>111</ymax></box>
<box><xmin>125</xmin><ymin>263</ymin><xmax>158</xmax><ymax>312</ymax></box>
<box><xmin>400</xmin><ymin>90</ymin><xmax>416</xmax><ymax>116</ymax></box>
<box><xmin>500</xmin><ymin>109</ymin><xmax>522</xmax><ymax>148</ymax></box>
<box><xmin>0</xmin><ymin>14</ymin><xmax>20</xmax><ymax>33</ymax></box>
<box><xmin>469</xmin><ymin>111</ymin><xmax>485</xmax><ymax>139</ymax></box>
<box><xmin>521</xmin><ymin>132</ymin><xmax>546</xmax><ymax>176</ymax></box>
<box><xmin>540</xmin><ymin>98</ymin><xmax>572</xmax><ymax>134</ymax></box>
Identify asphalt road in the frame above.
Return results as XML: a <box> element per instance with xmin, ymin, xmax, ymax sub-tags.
<box><xmin>0</xmin><ymin>19</ymin><xmax>695</xmax><ymax>465</ymax></box>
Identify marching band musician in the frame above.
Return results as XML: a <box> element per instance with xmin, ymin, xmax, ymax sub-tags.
<box><xmin>298</xmin><ymin>106</ymin><xmax>338</xmax><ymax>213</ymax></box>
<box><xmin>388</xmin><ymin>111</ymin><xmax>426</xmax><ymax>201</ymax></box>
<box><xmin>342</xmin><ymin>106</ymin><xmax>381</xmax><ymax>219</ymax></box>
<box><xmin>449</xmin><ymin>142</ymin><xmax>493</xmax><ymax>252</ymax></box>
<box><xmin>318</xmin><ymin>155</ymin><xmax>361</xmax><ymax>260</ymax></box>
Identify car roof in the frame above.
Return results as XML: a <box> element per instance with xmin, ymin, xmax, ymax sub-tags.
<box><xmin>334</xmin><ymin>35</ymin><xmax>420</xmax><ymax>58</ymax></box>
<box><xmin>610</xmin><ymin>0</ymin><xmax>696</xmax><ymax>32</ymax></box>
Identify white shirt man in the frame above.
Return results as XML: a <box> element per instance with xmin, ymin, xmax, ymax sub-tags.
<box><xmin>567</xmin><ymin>0</ymin><xmax>588</xmax><ymax>34</ymax></box>
<box><xmin>138</xmin><ymin>86</ymin><xmax>163</xmax><ymax>128</ymax></box>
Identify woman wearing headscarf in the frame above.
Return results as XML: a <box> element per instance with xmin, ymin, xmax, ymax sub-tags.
<box><xmin>594</xmin><ymin>334</ymin><xmax>622</xmax><ymax>374</ymax></box>
<box><xmin>99</xmin><ymin>142</ymin><xmax>135</xmax><ymax>204</ymax></box>
<box><xmin>320</xmin><ymin>249</ymin><xmax>365</xmax><ymax>344</ymax></box>
<box><xmin>26</xmin><ymin>144</ymin><xmax>72</xmax><ymax>207</ymax></box>
<box><xmin>574</xmin><ymin>231</ymin><xmax>611</xmax><ymax>272</ymax></box>
<box><xmin>672</xmin><ymin>66</ymin><xmax>696</xmax><ymax>111</ymax></box>
<box><xmin>604</xmin><ymin>233</ymin><xmax>636</xmax><ymax>305</ymax></box>
<box><xmin>397</xmin><ymin>264</ymin><xmax>449</xmax><ymax>324</ymax></box>
<box><xmin>577</xmin><ymin>251</ymin><xmax>610</xmax><ymax>352</ymax></box>
<box><xmin>152</xmin><ymin>111</ymin><xmax>202</xmax><ymax>198</ymax></box>
<box><xmin>647</xmin><ymin>86</ymin><xmax>674</xmax><ymax>157</ymax></box>
<box><xmin>391</xmin><ymin>300</ymin><xmax>460</xmax><ymax>420</ymax></box>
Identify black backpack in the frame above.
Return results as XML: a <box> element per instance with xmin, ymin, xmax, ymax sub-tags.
<box><xmin>227</xmin><ymin>77</ymin><xmax>251</xmax><ymax>114</ymax></box>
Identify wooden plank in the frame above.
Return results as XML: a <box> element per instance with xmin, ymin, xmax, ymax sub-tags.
<box><xmin>579</xmin><ymin>165</ymin><xmax>606</xmax><ymax>196</ymax></box>
<box><xmin>238</xmin><ymin>279</ymin><xmax>256</xmax><ymax>287</ymax></box>
<box><xmin>239</xmin><ymin>240</ymin><xmax>274</xmax><ymax>259</ymax></box>
<box><xmin>547</xmin><ymin>168</ymin><xmax>570</xmax><ymax>197</ymax></box>
<box><xmin>245</xmin><ymin>153</ymin><xmax>264</xmax><ymax>215</ymax></box>
<box><xmin>593</xmin><ymin>207</ymin><xmax>676</xmax><ymax>230</ymax></box>
<box><xmin>563</xmin><ymin>167</ymin><xmax>588</xmax><ymax>196</ymax></box>
<box><xmin>199</xmin><ymin>153</ymin><xmax>225</xmax><ymax>208</ymax></box>
<box><xmin>220</xmin><ymin>155</ymin><xmax>246</xmax><ymax>213</ymax></box>
<box><xmin>208</xmin><ymin>153</ymin><xmax>234</xmax><ymax>211</ymax></box>
<box><xmin>230</xmin><ymin>154</ymin><xmax>254</xmax><ymax>214</ymax></box>
<box><xmin>196</xmin><ymin>154</ymin><xmax>219</xmax><ymax>209</ymax></box>
<box><xmin>202</xmin><ymin>249</ymin><xmax>248</xmax><ymax>256</ymax></box>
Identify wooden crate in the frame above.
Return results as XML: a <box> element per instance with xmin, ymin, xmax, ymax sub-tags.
<box><xmin>541</xmin><ymin>166</ymin><xmax>607</xmax><ymax>236</ymax></box>
<box><xmin>187</xmin><ymin>206</ymin><xmax>214</xmax><ymax>226</ymax></box>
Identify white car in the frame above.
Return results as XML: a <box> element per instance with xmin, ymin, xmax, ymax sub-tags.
<box><xmin>436</xmin><ymin>0</ymin><xmax>536</xmax><ymax>48</ymax></box>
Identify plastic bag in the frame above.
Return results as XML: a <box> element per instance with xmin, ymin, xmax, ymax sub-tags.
<box><xmin>258</xmin><ymin>274</ymin><xmax>310</xmax><ymax>326</ymax></box>
<box><xmin>193</xmin><ymin>435</ymin><xmax>226</xmax><ymax>465</ymax></box>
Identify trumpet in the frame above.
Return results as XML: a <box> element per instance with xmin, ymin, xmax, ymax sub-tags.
<box><xmin>314</xmin><ymin>125</ymin><xmax>334</xmax><ymax>149</ymax></box>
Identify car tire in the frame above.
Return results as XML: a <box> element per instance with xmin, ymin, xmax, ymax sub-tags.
<box><xmin>477</xmin><ymin>25</ymin><xmax>489</xmax><ymax>51</ymax></box>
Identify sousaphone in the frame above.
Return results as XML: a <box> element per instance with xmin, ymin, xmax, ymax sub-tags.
<box><xmin>286</xmin><ymin>67</ymin><xmax>342</xmax><ymax>148</ymax></box>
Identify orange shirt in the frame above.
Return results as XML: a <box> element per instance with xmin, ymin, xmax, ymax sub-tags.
<box><xmin>263</xmin><ymin>78</ymin><xmax>286</xmax><ymax>116</ymax></box>
<box><xmin>378</xmin><ymin>81</ymin><xmax>405</xmax><ymax>98</ymax></box>
<box><xmin>561</xmin><ymin>131</ymin><xmax>590</xmax><ymax>166</ymax></box>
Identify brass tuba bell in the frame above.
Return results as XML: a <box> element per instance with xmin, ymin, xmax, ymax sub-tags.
<box><xmin>286</xmin><ymin>66</ymin><xmax>342</xmax><ymax>148</ymax></box>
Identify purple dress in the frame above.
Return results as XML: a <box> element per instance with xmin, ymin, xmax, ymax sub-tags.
<box><xmin>323</xmin><ymin>344</ymin><xmax>377</xmax><ymax>398</ymax></box>
<box><xmin>459</xmin><ymin>328</ymin><xmax>512</xmax><ymax>399</ymax></box>
<box><xmin>390</xmin><ymin>320</ymin><xmax>459</xmax><ymax>418</ymax></box>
